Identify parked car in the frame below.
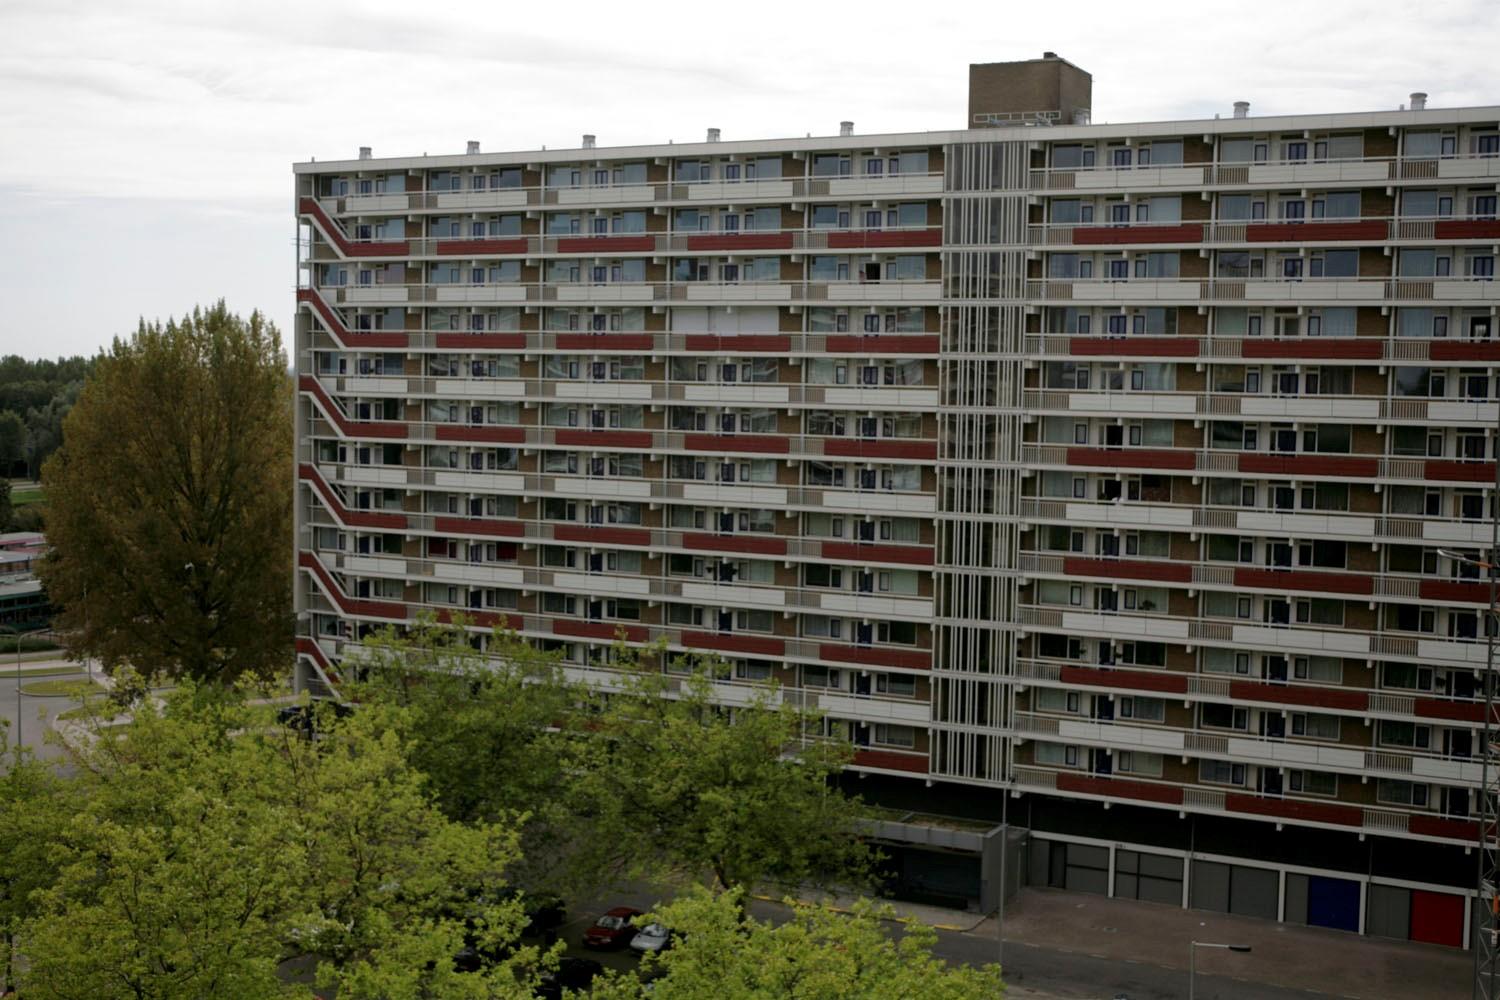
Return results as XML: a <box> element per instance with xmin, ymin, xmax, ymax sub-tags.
<box><xmin>276</xmin><ymin>699</ymin><xmax>353</xmax><ymax>736</ymax></box>
<box><xmin>581</xmin><ymin>906</ymin><xmax>643</xmax><ymax>949</ymax></box>
<box><xmin>535</xmin><ymin>957</ymin><xmax>603</xmax><ymax>999</ymax></box>
<box><xmin>628</xmin><ymin>922</ymin><xmax>675</xmax><ymax>956</ymax></box>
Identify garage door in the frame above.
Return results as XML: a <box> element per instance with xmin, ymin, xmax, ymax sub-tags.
<box><xmin>1114</xmin><ymin>849</ymin><xmax>1183</xmax><ymax>905</ymax></box>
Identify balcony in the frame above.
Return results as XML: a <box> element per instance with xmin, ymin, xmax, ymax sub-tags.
<box><xmin>1026</xmin><ymin>152</ymin><xmax>1500</xmax><ymax>194</ymax></box>
<box><xmin>1026</xmin><ymin>277</ymin><xmax>1496</xmax><ymax>305</ymax></box>
<box><xmin>1016</xmin><ymin>603</ymin><xmax>1486</xmax><ymax>670</ymax></box>
<box><xmin>1021</xmin><ymin>388</ymin><xmax>1499</xmax><ymax>427</ymax></box>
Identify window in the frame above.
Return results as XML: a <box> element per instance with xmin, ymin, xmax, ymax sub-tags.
<box><xmin>1117</xmin><ymin>696</ymin><xmax>1165</xmax><ymax>722</ymax></box>
<box><xmin>1288</xmin><ymin>770</ymin><xmax>1338</xmax><ymax>796</ymax></box>
<box><xmin>1200</xmin><ymin>760</ymin><xmax>1247</xmax><ymax>786</ymax></box>
<box><xmin>1377</xmin><ymin>779</ymin><xmax>1430</xmax><ymax>807</ymax></box>
<box><xmin>1291</xmin><ymin>712</ymin><xmax>1340</xmax><ymax>740</ymax></box>
<box><xmin>873</xmin><ymin>724</ymin><xmax>915</xmax><ymax>748</ymax></box>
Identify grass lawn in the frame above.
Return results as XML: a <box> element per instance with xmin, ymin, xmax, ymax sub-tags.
<box><xmin>19</xmin><ymin>678</ymin><xmax>105</xmax><ymax>699</ymax></box>
<box><xmin>58</xmin><ymin>701</ymin><xmax>124</xmax><ymax>722</ymax></box>
<box><xmin>10</xmin><ymin>483</ymin><xmax>43</xmax><ymax>505</ymax></box>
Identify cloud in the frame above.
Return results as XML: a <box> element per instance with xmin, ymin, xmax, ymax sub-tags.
<box><xmin>1</xmin><ymin>0</ymin><xmax>1498</xmax><ymax>355</ymax></box>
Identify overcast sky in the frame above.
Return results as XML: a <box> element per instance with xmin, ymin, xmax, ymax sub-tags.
<box><xmin>1</xmin><ymin>0</ymin><xmax>1497</xmax><ymax>359</ymax></box>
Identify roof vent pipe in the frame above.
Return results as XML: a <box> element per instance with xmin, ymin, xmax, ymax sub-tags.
<box><xmin>466</xmin><ymin>140</ymin><xmax>480</xmax><ymax>154</ymax></box>
<box><xmin>358</xmin><ymin>146</ymin><xmax>372</xmax><ymax>160</ymax></box>
<box><xmin>1232</xmin><ymin>101</ymin><xmax>1250</xmax><ymax>119</ymax></box>
<box><xmin>706</xmin><ymin>128</ymin><xmax>721</xmax><ymax>142</ymax></box>
<box><xmin>1410</xmin><ymin>92</ymin><xmax>1428</xmax><ymax>111</ymax></box>
<box><xmin>582</xmin><ymin>134</ymin><xmax>596</xmax><ymax>149</ymax></box>
<box><xmin>840</xmin><ymin>121</ymin><xmax>854</xmax><ymax>136</ymax></box>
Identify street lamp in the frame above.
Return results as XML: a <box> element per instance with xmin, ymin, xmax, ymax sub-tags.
<box><xmin>1436</xmin><ymin>546</ymin><xmax>1500</xmax><ymax>1000</ymax></box>
<box><xmin>4</xmin><ymin>624</ymin><xmax>51</xmax><ymax>748</ymax></box>
<box><xmin>1188</xmin><ymin>941</ymin><xmax>1251</xmax><ymax>1000</ymax></box>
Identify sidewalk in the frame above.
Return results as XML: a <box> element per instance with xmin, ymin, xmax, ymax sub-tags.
<box><xmin>978</xmin><ymin>888</ymin><xmax>1467</xmax><ymax>999</ymax></box>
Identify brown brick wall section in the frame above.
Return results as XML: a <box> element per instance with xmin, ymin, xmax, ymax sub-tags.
<box><xmin>968</xmin><ymin>57</ymin><xmax>1092</xmax><ymax>126</ymax></box>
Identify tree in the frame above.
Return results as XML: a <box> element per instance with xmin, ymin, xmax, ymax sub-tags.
<box><xmin>573</xmin><ymin>648</ymin><xmax>875</xmax><ymax>900</ymax></box>
<box><xmin>348</xmin><ymin>615</ymin><xmax>596</xmax><ymax>895</ymax></box>
<box><xmin>19</xmin><ymin>687</ymin><xmax>541</xmax><ymax>1000</ymax></box>
<box><xmin>0</xmin><ymin>478</ymin><xmax>10</xmax><ymax>533</ymax></box>
<box><xmin>591</xmin><ymin>889</ymin><xmax>1004</xmax><ymax>1000</ymax></box>
<box><xmin>0</xmin><ymin>727</ymin><xmax>75</xmax><ymax>994</ymax></box>
<box><xmin>0</xmin><ymin>409</ymin><xmax>22</xmax><ymax>478</ymax></box>
<box><xmin>38</xmin><ymin>302</ymin><xmax>293</xmax><ymax>686</ymax></box>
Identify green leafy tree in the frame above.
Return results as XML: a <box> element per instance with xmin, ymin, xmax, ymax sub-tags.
<box><xmin>0</xmin><ymin>478</ymin><xmax>11</xmax><ymax>533</ymax></box>
<box><xmin>574</xmin><ymin>647</ymin><xmax>875</xmax><ymax>899</ymax></box>
<box><xmin>592</xmin><ymin>889</ymin><xmax>1004</xmax><ymax>1000</ymax></box>
<box><xmin>0</xmin><ymin>728</ymin><xmax>75</xmax><ymax>994</ymax></box>
<box><xmin>38</xmin><ymin>303</ymin><xmax>293</xmax><ymax>686</ymax></box>
<box><xmin>349</xmin><ymin>615</ymin><xmax>594</xmax><ymax>894</ymax></box>
<box><xmin>0</xmin><ymin>409</ymin><xmax>23</xmax><ymax>477</ymax></box>
<box><xmin>19</xmin><ymin>688</ymin><xmax>540</xmax><ymax>1000</ymax></box>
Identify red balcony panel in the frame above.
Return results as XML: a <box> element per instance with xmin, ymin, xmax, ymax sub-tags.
<box><xmin>552</xmin><ymin>618</ymin><xmax>649</xmax><ymax>643</ymax></box>
<box><xmin>682</xmin><ymin>334</ymin><xmax>792</xmax><ymax>353</ymax></box>
<box><xmin>298</xmin><ymin>375</ymin><xmax>408</xmax><ymax>439</ymax></box>
<box><xmin>1245</xmin><ymin>221</ymin><xmax>1387</xmax><ymax>243</ymax></box>
<box><xmin>554</xmin><ymin>428</ymin><xmax>653</xmax><ymax>449</ymax></box>
<box><xmin>434</xmin><ymin>332</ymin><xmax>526</xmax><ymax>350</ymax></box>
<box><xmin>1068</xmin><ymin>336</ymin><xmax>1201</xmax><ymax>358</ymax></box>
<box><xmin>1424</xmin><ymin>460</ymin><xmax>1497</xmax><ymax>483</ymax></box>
<box><xmin>682</xmin><ymin>631</ymin><xmax>786</xmax><ymax>657</ymax></box>
<box><xmin>298</xmin><ymin>197</ymin><xmax>410</xmax><ymax>257</ymax></box>
<box><xmin>1233</xmin><ymin>566</ymin><xmax>1372</xmax><ymax>596</ymax></box>
<box><xmin>1059</xmin><ymin>664</ymin><xmax>1188</xmax><ymax>695</ymax></box>
<box><xmin>822</xmin><ymin>438</ymin><xmax>937</xmax><ymax>461</ymax></box>
<box><xmin>1240</xmin><ymin>338</ymin><xmax>1383</xmax><ymax>360</ymax></box>
<box><xmin>1057</xmin><ymin>773</ymin><xmax>1183</xmax><ymax>806</ymax></box>
<box><xmin>436</xmin><ymin>608</ymin><xmax>516</xmax><ymax>630</ymax></box>
<box><xmin>553</xmin><ymin>524</ymin><xmax>651</xmax><ymax>547</ymax></box>
<box><xmin>1414</xmin><ymin>697</ymin><xmax>1489</xmax><ymax>723</ymax></box>
<box><xmin>434</xmin><ymin>237</ymin><xmax>529</xmax><ymax>255</ymax></box>
<box><xmin>1434</xmin><ymin>219</ymin><xmax>1500</xmax><ymax>240</ymax></box>
<box><xmin>294</xmin><ymin>637</ymin><xmax>339</xmax><ymax>682</ymax></box>
<box><xmin>555</xmin><ymin>235</ymin><xmax>655</xmax><ymax>253</ymax></box>
<box><xmin>1228</xmin><ymin>680</ymin><xmax>1369</xmax><ymax>712</ymax></box>
<box><xmin>685</xmin><ymin>232</ymin><xmax>794</xmax><ymax>252</ymax></box>
<box><xmin>434</xmin><ymin>425</ymin><xmax>526</xmax><ymax>444</ymax></box>
<box><xmin>298</xmin><ymin>463</ymin><xmax>408</xmax><ymax>529</ymax></box>
<box><xmin>1430</xmin><ymin>341</ymin><xmax>1500</xmax><ymax>362</ymax></box>
<box><xmin>1065</xmin><ymin>447</ymin><xmax>1195</xmax><ymax>471</ymax></box>
<box><xmin>852</xmin><ymin>749</ymin><xmax>930</xmax><ymax>774</ymax></box>
<box><xmin>554</xmin><ymin>333</ymin><xmax>655</xmax><ymax>351</ymax></box>
<box><xmin>298</xmin><ymin>552</ymin><xmax>406</xmax><ymax>620</ymax></box>
<box><xmin>824</xmin><ymin>335</ymin><xmax>939</xmax><ymax>354</ymax></box>
<box><xmin>1237</xmin><ymin>454</ymin><xmax>1377</xmax><ymax>478</ymax></box>
<box><xmin>1409</xmin><ymin>814</ymin><xmax>1481</xmax><ymax>842</ymax></box>
<box><xmin>818</xmin><ymin>644</ymin><xmax>931</xmax><ymax>671</ymax></box>
<box><xmin>826</xmin><ymin>227</ymin><xmax>942</xmax><ymax>249</ymax></box>
<box><xmin>433</xmin><ymin>516</ymin><xmax>524</xmax><ymax>538</ymax></box>
<box><xmin>1061</xmin><ymin>556</ymin><xmax>1192</xmax><ymax>585</ymax></box>
<box><xmin>821</xmin><ymin>542</ymin><xmax>934</xmax><ymax>566</ymax></box>
<box><xmin>297</xmin><ymin>289</ymin><xmax>408</xmax><ymax>348</ymax></box>
<box><xmin>1225</xmin><ymin>794</ymin><xmax>1362</xmax><ymax>827</ymax></box>
<box><xmin>1419</xmin><ymin>579</ymin><xmax>1490</xmax><ymax>604</ymax></box>
<box><xmin>1073</xmin><ymin>223</ymin><xmax>1204</xmax><ymax>245</ymax></box>
<box><xmin>681</xmin><ymin>532</ymin><xmax>788</xmax><ymax>556</ymax></box>
<box><xmin>683</xmin><ymin>433</ymin><xmax>790</xmax><ymax>455</ymax></box>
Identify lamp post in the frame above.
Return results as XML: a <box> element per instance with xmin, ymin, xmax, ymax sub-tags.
<box><xmin>1188</xmin><ymin>941</ymin><xmax>1251</xmax><ymax>1000</ymax></box>
<box><xmin>4</xmin><ymin>624</ymin><xmax>50</xmax><ymax>748</ymax></box>
<box><xmin>1436</xmin><ymin>545</ymin><xmax>1500</xmax><ymax>999</ymax></box>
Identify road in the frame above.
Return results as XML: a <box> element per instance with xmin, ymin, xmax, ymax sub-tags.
<box><xmin>0</xmin><ymin>659</ymin><xmax>91</xmax><ymax>760</ymax></box>
<box><xmin>556</xmin><ymin>887</ymin><xmax>1336</xmax><ymax>1000</ymax></box>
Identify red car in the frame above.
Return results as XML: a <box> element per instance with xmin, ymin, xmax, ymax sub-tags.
<box><xmin>581</xmin><ymin>906</ymin><xmax>643</xmax><ymax>949</ymax></box>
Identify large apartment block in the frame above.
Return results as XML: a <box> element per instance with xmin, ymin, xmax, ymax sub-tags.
<box><xmin>294</xmin><ymin>55</ymin><xmax>1500</xmax><ymax>948</ymax></box>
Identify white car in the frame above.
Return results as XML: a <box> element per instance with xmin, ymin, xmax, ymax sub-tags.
<box><xmin>628</xmin><ymin>922</ymin><xmax>674</xmax><ymax>955</ymax></box>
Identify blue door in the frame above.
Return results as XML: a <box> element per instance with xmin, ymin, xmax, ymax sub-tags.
<box><xmin>1307</xmin><ymin>876</ymin><xmax>1360</xmax><ymax>932</ymax></box>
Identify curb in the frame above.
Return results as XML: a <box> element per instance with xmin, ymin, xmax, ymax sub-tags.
<box><xmin>749</xmin><ymin>893</ymin><xmax>981</xmax><ymax>933</ymax></box>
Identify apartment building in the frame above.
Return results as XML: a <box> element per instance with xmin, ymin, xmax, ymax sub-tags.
<box><xmin>294</xmin><ymin>54</ymin><xmax>1500</xmax><ymax>948</ymax></box>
